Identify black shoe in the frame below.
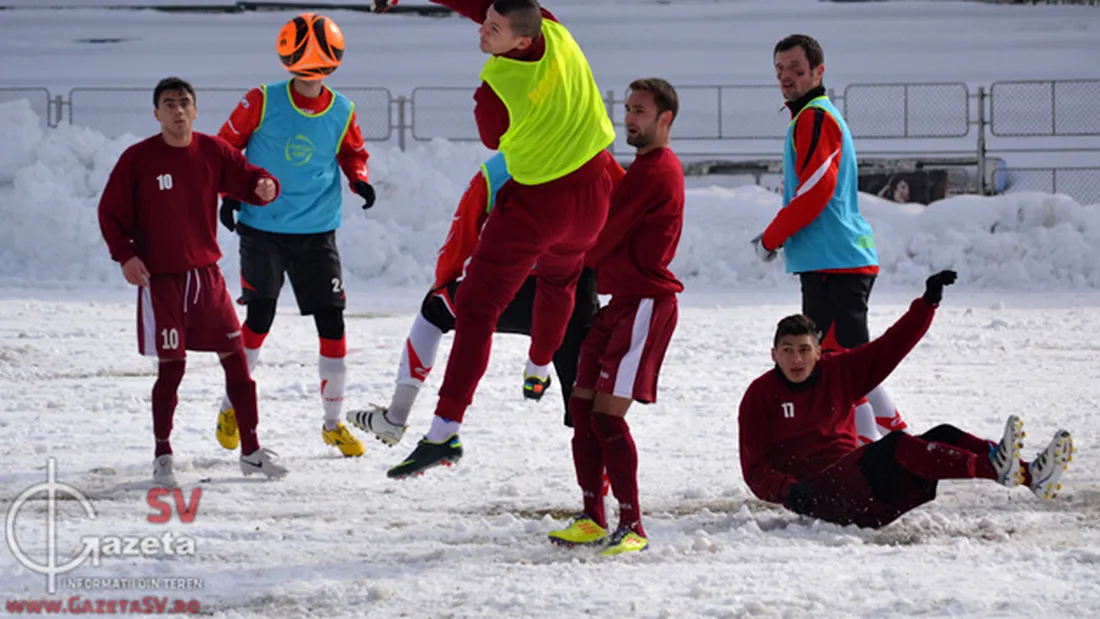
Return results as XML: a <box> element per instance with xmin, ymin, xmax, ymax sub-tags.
<box><xmin>387</xmin><ymin>435</ymin><xmax>463</xmax><ymax>479</ymax></box>
<box><xmin>523</xmin><ymin>374</ymin><xmax>551</xmax><ymax>401</ymax></box>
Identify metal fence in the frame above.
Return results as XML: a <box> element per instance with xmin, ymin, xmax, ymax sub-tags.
<box><xmin>4</xmin><ymin>78</ymin><xmax>1099</xmax><ymax>202</ymax></box>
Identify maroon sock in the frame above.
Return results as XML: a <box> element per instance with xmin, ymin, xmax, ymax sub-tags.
<box><xmin>592</xmin><ymin>414</ymin><xmax>646</xmax><ymax>538</ymax></box>
<box><xmin>920</xmin><ymin>424</ymin><xmax>997</xmax><ymax>457</ymax></box>
<box><xmin>221</xmin><ymin>350</ymin><xmax>260</xmax><ymax>455</ymax></box>
<box><xmin>152</xmin><ymin>360</ymin><xmax>185</xmax><ymax>457</ymax></box>
<box><xmin>895</xmin><ymin>433</ymin><xmax>996</xmax><ymax>481</ymax></box>
<box><xmin>568</xmin><ymin>396</ymin><xmax>606</xmax><ymax>528</ymax></box>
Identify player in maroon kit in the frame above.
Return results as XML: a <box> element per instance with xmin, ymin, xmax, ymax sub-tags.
<box><xmin>739</xmin><ymin>270</ymin><xmax>1075</xmax><ymax>529</ymax></box>
<box><xmin>379</xmin><ymin>0</ymin><xmax>620</xmax><ymax>480</ymax></box>
<box><xmin>98</xmin><ymin>77</ymin><xmax>290</xmax><ymax>486</ymax></box>
<box><xmin>546</xmin><ymin>78</ymin><xmax>684</xmax><ymax>556</ymax></box>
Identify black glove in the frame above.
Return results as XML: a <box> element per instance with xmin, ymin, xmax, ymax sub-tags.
<box><xmin>219</xmin><ymin>197</ymin><xmax>241</xmax><ymax>233</ymax></box>
<box><xmin>354</xmin><ymin>180</ymin><xmax>376</xmax><ymax>210</ymax></box>
<box><xmin>371</xmin><ymin>0</ymin><xmax>397</xmax><ymax>13</ymax></box>
<box><xmin>785</xmin><ymin>483</ymin><xmax>815</xmax><ymax>516</ymax></box>
<box><xmin>923</xmin><ymin>269</ymin><xmax>958</xmax><ymax>305</ymax></box>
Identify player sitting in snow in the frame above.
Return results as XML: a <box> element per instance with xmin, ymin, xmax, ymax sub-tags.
<box><xmin>738</xmin><ymin>270</ymin><xmax>1074</xmax><ymax>529</ymax></box>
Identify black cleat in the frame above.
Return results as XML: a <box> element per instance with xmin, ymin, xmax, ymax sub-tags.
<box><xmin>387</xmin><ymin>435</ymin><xmax>463</xmax><ymax>479</ymax></box>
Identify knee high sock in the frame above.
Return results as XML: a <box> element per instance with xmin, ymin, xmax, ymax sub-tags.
<box><xmin>568</xmin><ymin>396</ymin><xmax>606</xmax><ymax>528</ymax></box>
<box><xmin>592</xmin><ymin>414</ymin><xmax>645</xmax><ymax>537</ymax></box>
<box><xmin>893</xmin><ymin>433</ymin><xmax>996</xmax><ymax>481</ymax></box>
<box><xmin>868</xmin><ymin>384</ymin><xmax>908</xmax><ymax>434</ymax></box>
<box><xmin>221</xmin><ymin>351</ymin><xmax>260</xmax><ymax>455</ymax></box>
<box><xmin>390</xmin><ymin>313</ymin><xmax>445</xmax><ymax>425</ymax></box>
<box><xmin>320</xmin><ymin>337</ymin><xmax>347</xmax><ymax>429</ymax></box>
<box><xmin>220</xmin><ymin>325</ymin><xmax>265</xmax><ymax>412</ymax></box>
<box><xmin>152</xmin><ymin>360</ymin><xmax>186</xmax><ymax>457</ymax></box>
<box><xmin>853</xmin><ymin>397</ymin><xmax>880</xmax><ymax>445</ymax></box>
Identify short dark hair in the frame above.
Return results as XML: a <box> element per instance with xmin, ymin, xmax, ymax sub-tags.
<box><xmin>773</xmin><ymin>314</ymin><xmax>818</xmax><ymax>348</ymax></box>
<box><xmin>492</xmin><ymin>0</ymin><xmax>542</xmax><ymax>39</ymax></box>
<box><xmin>153</xmin><ymin>77</ymin><xmax>196</xmax><ymax>107</ymax></box>
<box><xmin>628</xmin><ymin>78</ymin><xmax>679</xmax><ymax>123</ymax></box>
<box><xmin>774</xmin><ymin>34</ymin><xmax>824</xmax><ymax>69</ymax></box>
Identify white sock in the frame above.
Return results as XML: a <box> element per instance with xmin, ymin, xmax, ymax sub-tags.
<box><xmin>221</xmin><ymin>346</ymin><xmax>261</xmax><ymax>411</ymax></box>
<box><xmin>387</xmin><ymin>383</ymin><xmax>420</xmax><ymax>426</ymax></box>
<box><xmin>319</xmin><ymin>355</ymin><xmax>346</xmax><ymax>430</ymax></box>
<box><xmin>386</xmin><ymin>313</ymin><xmax>444</xmax><ymax>426</ymax></box>
<box><xmin>399</xmin><ymin>313</ymin><xmax>444</xmax><ymax>385</ymax></box>
<box><xmin>853</xmin><ymin>397</ymin><xmax>880</xmax><ymax>445</ymax></box>
<box><xmin>867</xmin><ymin>384</ymin><xmax>906</xmax><ymax>433</ymax></box>
<box><xmin>425</xmin><ymin>415</ymin><xmax>461</xmax><ymax>443</ymax></box>
<box><xmin>524</xmin><ymin>358</ymin><xmax>551</xmax><ymax>380</ymax></box>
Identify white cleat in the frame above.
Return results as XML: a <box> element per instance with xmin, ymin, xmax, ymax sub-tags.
<box><xmin>990</xmin><ymin>415</ymin><xmax>1025</xmax><ymax>487</ymax></box>
<box><xmin>1028</xmin><ymin>430</ymin><xmax>1074</xmax><ymax>500</ymax></box>
<box><xmin>347</xmin><ymin>405</ymin><xmax>407</xmax><ymax>447</ymax></box>
<box><xmin>239</xmin><ymin>447</ymin><xmax>289</xmax><ymax>479</ymax></box>
<box><xmin>153</xmin><ymin>454</ymin><xmax>178</xmax><ymax>488</ymax></box>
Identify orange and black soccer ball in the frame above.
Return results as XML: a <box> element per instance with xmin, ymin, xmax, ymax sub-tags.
<box><xmin>276</xmin><ymin>13</ymin><xmax>345</xmax><ymax>80</ymax></box>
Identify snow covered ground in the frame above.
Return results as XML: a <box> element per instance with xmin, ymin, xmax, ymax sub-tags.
<box><xmin>2</xmin><ymin>1</ymin><xmax>1100</xmax><ymax>617</ymax></box>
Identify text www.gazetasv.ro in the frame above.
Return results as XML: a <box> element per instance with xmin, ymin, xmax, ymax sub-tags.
<box><xmin>5</xmin><ymin>596</ymin><xmax>201</xmax><ymax>614</ymax></box>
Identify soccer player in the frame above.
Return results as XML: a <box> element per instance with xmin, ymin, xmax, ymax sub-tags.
<box><xmin>215</xmin><ymin>13</ymin><xmax>375</xmax><ymax>458</ymax></box>
<box><xmin>379</xmin><ymin>0</ymin><xmax>619</xmax><ymax>478</ymax></box>
<box><xmin>751</xmin><ymin>34</ymin><xmax>905</xmax><ymax>445</ymax></box>
<box><xmin>97</xmin><ymin>77</ymin><xmax>289</xmax><ymax>486</ymax></box>
<box><xmin>738</xmin><ymin>270</ymin><xmax>1075</xmax><ymax>529</ymax></box>
<box><xmin>547</xmin><ymin>79</ymin><xmax>684</xmax><ymax>556</ymax></box>
<box><xmin>346</xmin><ymin>152</ymin><xmax>616</xmax><ymax>445</ymax></box>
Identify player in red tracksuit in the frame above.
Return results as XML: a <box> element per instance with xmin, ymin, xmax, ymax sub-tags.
<box><xmin>546</xmin><ymin>79</ymin><xmax>684</xmax><ymax>556</ymax></box>
<box><xmin>738</xmin><ymin>271</ymin><xmax>1075</xmax><ymax>529</ymax></box>
<box><xmin>97</xmin><ymin>77</ymin><xmax>289</xmax><ymax>486</ymax></box>
<box><xmin>376</xmin><ymin>0</ymin><xmax>620</xmax><ymax>479</ymax></box>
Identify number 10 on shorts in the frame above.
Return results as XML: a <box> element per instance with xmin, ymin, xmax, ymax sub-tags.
<box><xmin>161</xmin><ymin>328</ymin><xmax>179</xmax><ymax>350</ymax></box>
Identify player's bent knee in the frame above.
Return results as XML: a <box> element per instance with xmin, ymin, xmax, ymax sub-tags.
<box><xmin>245</xmin><ymin>299</ymin><xmax>277</xmax><ymax>334</ymax></box>
<box><xmin>313</xmin><ymin>307</ymin><xmax>345</xmax><ymax>340</ymax></box>
<box><xmin>421</xmin><ymin>295</ymin><xmax>457</xmax><ymax>333</ymax></box>
<box><xmin>919</xmin><ymin>424</ymin><xmax>964</xmax><ymax>445</ymax></box>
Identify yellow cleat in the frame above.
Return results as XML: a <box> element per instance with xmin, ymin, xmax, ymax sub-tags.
<box><xmin>216</xmin><ymin>408</ymin><xmax>240</xmax><ymax>450</ymax></box>
<box><xmin>548</xmin><ymin>516</ymin><xmax>608</xmax><ymax>547</ymax></box>
<box><xmin>323</xmin><ymin>423</ymin><xmax>365</xmax><ymax>457</ymax></box>
<box><xmin>600</xmin><ymin>528</ymin><xmax>649</xmax><ymax>556</ymax></box>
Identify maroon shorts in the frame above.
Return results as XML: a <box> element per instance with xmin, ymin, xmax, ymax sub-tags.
<box><xmin>575</xmin><ymin>295</ymin><xmax>678</xmax><ymax>403</ymax></box>
<box><xmin>136</xmin><ymin>265</ymin><xmax>243</xmax><ymax>359</ymax></box>
<box><xmin>799</xmin><ymin>441</ymin><xmax>938</xmax><ymax>529</ymax></box>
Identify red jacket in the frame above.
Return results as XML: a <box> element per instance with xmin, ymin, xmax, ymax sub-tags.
<box><xmin>737</xmin><ymin>298</ymin><xmax>936</xmax><ymax>504</ymax></box>
<box><xmin>762</xmin><ymin>86</ymin><xmax>877</xmax><ymax>276</ymax></box>
<box><xmin>586</xmin><ymin>148</ymin><xmax>684</xmax><ymax>298</ymax></box>
<box><xmin>98</xmin><ymin>133</ymin><xmax>279</xmax><ymax>275</ymax></box>
<box><xmin>218</xmin><ymin>85</ymin><xmax>370</xmax><ymax>188</ymax></box>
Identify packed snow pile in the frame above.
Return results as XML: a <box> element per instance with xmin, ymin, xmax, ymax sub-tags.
<box><xmin>1</xmin><ymin>99</ymin><xmax>1098</xmax><ymax>293</ymax></box>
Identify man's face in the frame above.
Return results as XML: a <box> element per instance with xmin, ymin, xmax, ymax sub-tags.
<box><xmin>479</xmin><ymin>7</ymin><xmax>529</xmax><ymax>55</ymax></box>
<box><xmin>774</xmin><ymin>46</ymin><xmax>823</xmax><ymax>102</ymax></box>
<box><xmin>771</xmin><ymin>334</ymin><xmax>821</xmax><ymax>384</ymax></box>
<box><xmin>154</xmin><ymin>89</ymin><xmax>197</xmax><ymax>137</ymax></box>
<box><xmin>624</xmin><ymin>90</ymin><xmax>667</xmax><ymax>149</ymax></box>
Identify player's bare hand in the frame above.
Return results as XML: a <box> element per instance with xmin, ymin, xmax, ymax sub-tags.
<box><xmin>254</xmin><ymin>177</ymin><xmax>277</xmax><ymax>203</ymax></box>
<box><xmin>121</xmin><ymin>257</ymin><xmax>150</xmax><ymax>287</ymax></box>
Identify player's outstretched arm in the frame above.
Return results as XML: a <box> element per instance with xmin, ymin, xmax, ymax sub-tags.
<box><xmin>425</xmin><ymin>0</ymin><xmax>494</xmax><ymax>22</ymax></box>
<box><xmin>834</xmin><ymin>270</ymin><xmax>957</xmax><ymax>404</ymax></box>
